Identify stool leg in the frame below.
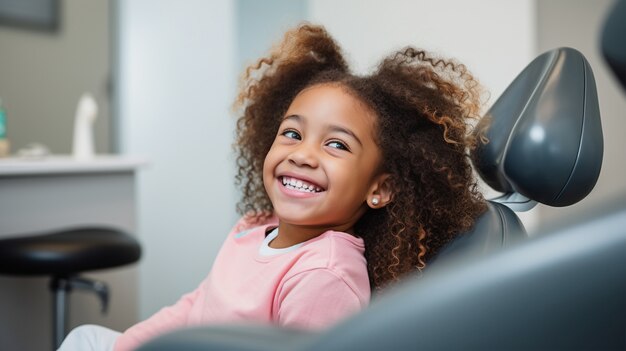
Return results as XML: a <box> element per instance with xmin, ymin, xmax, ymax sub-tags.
<box><xmin>49</xmin><ymin>275</ymin><xmax>111</xmax><ymax>350</ymax></box>
<box><xmin>50</xmin><ymin>277</ymin><xmax>70</xmax><ymax>350</ymax></box>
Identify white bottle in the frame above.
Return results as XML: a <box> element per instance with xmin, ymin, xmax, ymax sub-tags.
<box><xmin>72</xmin><ymin>93</ymin><xmax>98</xmax><ymax>160</ymax></box>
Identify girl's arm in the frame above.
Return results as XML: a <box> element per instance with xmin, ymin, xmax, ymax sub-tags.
<box><xmin>113</xmin><ymin>216</ymin><xmax>265</xmax><ymax>351</ymax></box>
<box><xmin>276</xmin><ymin>268</ymin><xmax>368</xmax><ymax>330</ymax></box>
<box><xmin>113</xmin><ymin>280</ymin><xmax>205</xmax><ymax>351</ymax></box>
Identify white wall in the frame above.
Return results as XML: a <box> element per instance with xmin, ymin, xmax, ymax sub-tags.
<box><xmin>309</xmin><ymin>0</ymin><xmax>535</xmax><ymax>99</ymax></box>
<box><xmin>236</xmin><ymin>0</ymin><xmax>306</xmax><ymax>71</ymax></box>
<box><xmin>117</xmin><ymin>0</ymin><xmax>238</xmax><ymax>319</ymax></box>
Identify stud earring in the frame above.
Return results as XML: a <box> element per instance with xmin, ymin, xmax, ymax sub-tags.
<box><xmin>371</xmin><ymin>197</ymin><xmax>380</xmax><ymax>206</ymax></box>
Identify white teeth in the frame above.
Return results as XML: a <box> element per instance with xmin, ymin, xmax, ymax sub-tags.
<box><xmin>280</xmin><ymin>177</ymin><xmax>322</xmax><ymax>193</ymax></box>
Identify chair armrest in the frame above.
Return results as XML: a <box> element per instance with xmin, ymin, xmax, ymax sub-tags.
<box><xmin>136</xmin><ymin>324</ymin><xmax>315</xmax><ymax>351</ymax></box>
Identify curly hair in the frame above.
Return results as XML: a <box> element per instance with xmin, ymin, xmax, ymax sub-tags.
<box><xmin>234</xmin><ymin>24</ymin><xmax>487</xmax><ymax>291</ymax></box>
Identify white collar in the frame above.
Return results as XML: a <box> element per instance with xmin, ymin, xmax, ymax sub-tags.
<box><xmin>258</xmin><ymin>227</ymin><xmax>303</xmax><ymax>256</ymax></box>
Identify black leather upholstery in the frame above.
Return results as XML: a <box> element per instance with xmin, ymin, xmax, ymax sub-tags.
<box><xmin>431</xmin><ymin>201</ymin><xmax>525</xmax><ymax>264</ymax></box>
<box><xmin>0</xmin><ymin>227</ymin><xmax>141</xmax><ymax>276</ymax></box>
<box><xmin>435</xmin><ymin>46</ymin><xmax>603</xmax><ymax>263</ymax></box>
<box><xmin>473</xmin><ymin>47</ymin><xmax>603</xmax><ymax>207</ymax></box>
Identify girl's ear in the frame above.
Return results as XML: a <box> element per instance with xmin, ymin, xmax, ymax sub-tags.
<box><xmin>367</xmin><ymin>174</ymin><xmax>394</xmax><ymax>209</ymax></box>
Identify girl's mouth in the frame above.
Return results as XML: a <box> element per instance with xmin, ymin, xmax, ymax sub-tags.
<box><xmin>280</xmin><ymin>176</ymin><xmax>324</xmax><ymax>193</ymax></box>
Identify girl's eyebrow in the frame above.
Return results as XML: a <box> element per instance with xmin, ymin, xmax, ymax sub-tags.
<box><xmin>328</xmin><ymin>125</ymin><xmax>363</xmax><ymax>147</ymax></box>
<box><xmin>283</xmin><ymin>114</ymin><xmax>363</xmax><ymax>147</ymax></box>
<box><xmin>283</xmin><ymin>114</ymin><xmax>302</xmax><ymax>122</ymax></box>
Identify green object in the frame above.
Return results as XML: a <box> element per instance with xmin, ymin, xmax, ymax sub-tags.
<box><xmin>0</xmin><ymin>99</ymin><xmax>6</xmax><ymax>139</ymax></box>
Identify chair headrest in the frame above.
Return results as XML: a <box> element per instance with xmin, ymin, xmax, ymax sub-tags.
<box><xmin>472</xmin><ymin>47</ymin><xmax>603</xmax><ymax>208</ymax></box>
<box><xmin>602</xmin><ymin>0</ymin><xmax>626</xmax><ymax>92</ymax></box>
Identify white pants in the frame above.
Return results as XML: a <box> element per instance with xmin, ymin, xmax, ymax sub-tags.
<box><xmin>57</xmin><ymin>324</ymin><xmax>121</xmax><ymax>351</ymax></box>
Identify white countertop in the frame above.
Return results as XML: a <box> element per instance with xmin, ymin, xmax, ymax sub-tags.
<box><xmin>0</xmin><ymin>155</ymin><xmax>148</xmax><ymax>176</ymax></box>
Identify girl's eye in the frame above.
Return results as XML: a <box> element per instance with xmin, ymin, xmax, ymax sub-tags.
<box><xmin>281</xmin><ymin>130</ymin><xmax>301</xmax><ymax>140</ymax></box>
<box><xmin>327</xmin><ymin>140</ymin><xmax>349</xmax><ymax>151</ymax></box>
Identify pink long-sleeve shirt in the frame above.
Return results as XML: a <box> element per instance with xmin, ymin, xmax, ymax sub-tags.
<box><xmin>114</xmin><ymin>218</ymin><xmax>370</xmax><ymax>351</ymax></box>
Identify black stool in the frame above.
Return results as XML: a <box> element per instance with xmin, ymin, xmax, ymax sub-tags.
<box><xmin>0</xmin><ymin>227</ymin><xmax>141</xmax><ymax>350</ymax></box>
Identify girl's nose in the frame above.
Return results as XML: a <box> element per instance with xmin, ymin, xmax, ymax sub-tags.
<box><xmin>288</xmin><ymin>144</ymin><xmax>319</xmax><ymax>168</ymax></box>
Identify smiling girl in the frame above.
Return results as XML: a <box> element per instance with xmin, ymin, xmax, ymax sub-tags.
<box><xmin>262</xmin><ymin>83</ymin><xmax>390</xmax><ymax>247</ymax></box>
<box><xmin>58</xmin><ymin>24</ymin><xmax>486</xmax><ymax>351</ymax></box>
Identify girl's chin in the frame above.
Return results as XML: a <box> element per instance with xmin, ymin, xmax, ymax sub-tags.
<box><xmin>273</xmin><ymin>209</ymin><xmax>311</xmax><ymax>222</ymax></box>
<box><xmin>272</xmin><ymin>208</ymin><xmax>323</xmax><ymax>225</ymax></box>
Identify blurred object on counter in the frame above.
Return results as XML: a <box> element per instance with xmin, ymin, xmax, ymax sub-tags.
<box><xmin>72</xmin><ymin>93</ymin><xmax>98</xmax><ymax>160</ymax></box>
<box><xmin>16</xmin><ymin>143</ymin><xmax>51</xmax><ymax>159</ymax></box>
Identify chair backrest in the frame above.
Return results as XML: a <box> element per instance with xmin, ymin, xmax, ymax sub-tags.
<box><xmin>434</xmin><ymin>47</ymin><xmax>603</xmax><ymax>264</ymax></box>
<box><xmin>310</xmin><ymin>196</ymin><xmax>626</xmax><ymax>351</ymax></box>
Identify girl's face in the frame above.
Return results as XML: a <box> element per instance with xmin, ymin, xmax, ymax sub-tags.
<box><xmin>263</xmin><ymin>83</ymin><xmax>389</xmax><ymax>234</ymax></box>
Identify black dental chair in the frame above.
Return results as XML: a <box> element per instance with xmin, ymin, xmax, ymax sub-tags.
<box><xmin>135</xmin><ymin>19</ymin><xmax>623</xmax><ymax>350</ymax></box>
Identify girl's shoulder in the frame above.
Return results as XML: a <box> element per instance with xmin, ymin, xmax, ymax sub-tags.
<box><xmin>282</xmin><ymin>231</ymin><xmax>369</xmax><ymax>297</ymax></box>
<box><xmin>295</xmin><ymin>231</ymin><xmax>366</xmax><ymax>269</ymax></box>
<box><xmin>230</xmin><ymin>213</ymin><xmax>278</xmax><ymax>237</ymax></box>
<box><xmin>308</xmin><ymin>230</ymin><xmax>365</xmax><ymax>249</ymax></box>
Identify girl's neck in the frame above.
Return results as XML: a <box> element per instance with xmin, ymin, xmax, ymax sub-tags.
<box><xmin>269</xmin><ymin>221</ymin><xmax>355</xmax><ymax>249</ymax></box>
